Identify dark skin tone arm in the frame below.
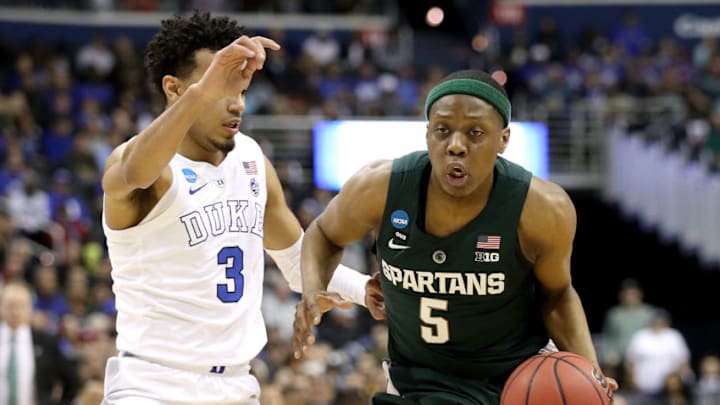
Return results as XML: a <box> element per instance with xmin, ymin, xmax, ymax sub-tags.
<box><xmin>294</xmin><ymin>159</ymin><xmax>390</xmax><ymax>356</ymax></box>
<box><xmin>519</xmin><ymin>177</ymin><xmax>618</xmax><ymax>390</ymax></box>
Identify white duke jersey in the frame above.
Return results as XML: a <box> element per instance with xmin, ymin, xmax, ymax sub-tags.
<box><xmin>103</xmin><ymin>133</ymin><xmax>268</xmax><ymax>370</ymax></box>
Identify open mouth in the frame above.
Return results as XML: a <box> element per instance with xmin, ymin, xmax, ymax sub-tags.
<box><xmin>446</xmin><ymin>164</ymin><xmax>467</xmax><ymax>177</ymax></box>
<box><xmin>446</xmin><ymin>164</ymin><xmax>468</xmax><ymax>186</ymax></box>
<box><xmin>222</xmin><ymin>120</ymin><xmax>240</xmax><ymax>130</ymax></box>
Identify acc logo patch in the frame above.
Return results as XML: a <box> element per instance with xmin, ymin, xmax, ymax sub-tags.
<box><xmin>250</xmin><ymin>178</ymin><xmax>259</xmax><ymax>197</ymax></box>
<box><xmin>390</xmin><ymin>210</ymin><xmax>409</xmax><ymax>229</ymax></box>
<box><xmin>182</xmin><ymin>168</ymin><xmax>198</xmax><ymax>183</ymax></box>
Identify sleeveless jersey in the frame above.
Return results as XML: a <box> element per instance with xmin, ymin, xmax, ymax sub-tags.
<box><xmin>103</xmin><ymin>133</ymin><xmax>268</xmax><ymax>369</ymax></box>
<box><xmin>377</xmin><ymin>151</ymin><xmax>548</xmax><ymax>381</ymax></box>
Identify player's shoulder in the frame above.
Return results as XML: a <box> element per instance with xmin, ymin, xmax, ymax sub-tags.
<box><xmin>521</xmin><ymin>176</ymin><xmax>576</xmax><ymax>239</ymax></box>
<box><xmin>344</xmin><ymin>158</ymin><xmax>393</xmax><ymax>194</ymax></box>
<box><xmin>526</xmin><ymin>177</ymin><xmax>575</xmax><ymax>217</ymax></box>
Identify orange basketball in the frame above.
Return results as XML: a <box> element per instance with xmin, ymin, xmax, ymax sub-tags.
<box><xmin>500</xmin><ymin>351</ymin><xmax>613</xmax><ymax>405</ymax></box>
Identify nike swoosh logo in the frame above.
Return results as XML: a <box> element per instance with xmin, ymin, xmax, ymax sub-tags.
<box><xmin>189</xmin><ymin>183</ymin><xmax>209</xmax><ymax>195</ymax></box>
<box><xmin>387</xmin><ymin>238</ymin><xmax>410</xmax><ymax>250</ymax></box>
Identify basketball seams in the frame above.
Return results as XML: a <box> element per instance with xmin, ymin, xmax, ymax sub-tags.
<box><xmin>500</xmin><ymin>352</ymin><xmax>610</xmax><ymax>405</ymax></box>
<box><xmin>552</xmin><ymin>359</ymin><xmax>569</xmax><ymax>405</ymax></box>
<box><xmin>501</xmin><ymin>355</ymin><xmax>543</xmax><ymax>405</ymax></box>
<box><xmin>525</xmin><ymin>356</ymin><xmax>550</xmax><ymax>405</ymax></box>
<box><xmin>550</xmin><ymin>354</ymin><xmax>607</xmax><ymax>404</ymax></box>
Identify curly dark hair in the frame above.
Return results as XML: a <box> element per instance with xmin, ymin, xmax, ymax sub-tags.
<box><xmin>144</xmin><ymin>10</ymin><xmax>244</xmax><ymax>95</ymax></box>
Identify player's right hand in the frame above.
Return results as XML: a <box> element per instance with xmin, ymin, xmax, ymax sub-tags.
<box><xmin>365</xmin><ymin>272</ymin><xmax>386</xmax><ymax>320</ymax></box>
<box><xmin>195</xmin><ymin>35</ymin><xmax>280</xmax><ymax>98</ymax></box>
<box><xmin>292</xmin><ymin>291</ymin><xmax>351</xmax><ymax>359</ymax></box>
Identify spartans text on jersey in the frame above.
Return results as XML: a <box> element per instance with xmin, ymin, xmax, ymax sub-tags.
<box><xmin>381</xmin><ymin>259</ymin><xmax>505</xmax><ymax>296</ymax></box>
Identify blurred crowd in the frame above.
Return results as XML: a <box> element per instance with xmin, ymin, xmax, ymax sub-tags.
<box><xmin>0</xmin><ymin>4</ymin><xmax>719</xmax><ymax>404</ymax></box>
<box><xmin>0</xmin><ymin>0</ymin><xmax>388</xmax><ymax>14</ymax></box>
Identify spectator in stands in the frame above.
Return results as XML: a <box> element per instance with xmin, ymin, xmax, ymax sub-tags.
<box><xmin>695</xmin><ymin>354</ymin><xmax>720</xmax><ymax>405</ymax></box>
<box><xmin>75</xmin><ymin>33</ymin><xmax>116</xmax><ymax>81</ymax></box>
<box><xmin>4</xmin><ymin>170</ymin><xmax>53</xmax><ymax>248</ymax></box>
<box><xmin>371</xmin><ymin>26</ymin><xmax>412</xmax><ymax>73</ymax></box>
<box><xmin>601</xmin><ymin>278</ymin><xmax>656</xmax><ymax>386</ymax></box>
<box><xmin>625</xmin><ymin>308</ymin><xmax>692</xmax><ymax>402</ymax></box>
<box><xmin>693</xmin><ymin>36</ymin><xmax>718</xmax><ymax>70</ymax></box>
<box><xmin>612</xmin><ymin>9</ymin><xmax>652</xmax><ymax>58</ymax></box>
<box><xmin>301</xmin><ymin>27</ymin><xmax>341</xmax><ymax>68</ymax></box>
<box><xmin>32</xmin><ymin>262</ymin><xmax>69</xmax><ymax>333</ymax></box>
<box><xmin>532</xmin><ymin>16</ymin><xmax>565</xmax><ymax>62</ymax></box>
<box><xmin>658</xmin><ymin>371</ymin><xmax>693</xmax><ymax>405</ymax></box>
<box><xmin>0</xmin><ymin>280</ymin><xmax>80</xmax><ymax>405</ymax></box>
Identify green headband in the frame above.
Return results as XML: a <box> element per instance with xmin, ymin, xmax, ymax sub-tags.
<box><xmin>424</xmin><ymin>78</ymin><xmax>511</xmax><ymax>127</ymax></box>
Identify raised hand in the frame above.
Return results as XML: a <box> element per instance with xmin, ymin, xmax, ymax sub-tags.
<box><xmin>293</xmin><ymin>291</ymin><xmax>352</xmax><ymax>359</ymax></box>
<box><xmin>195</xmin><ymin>35</ymin><xmax>280</xmax><ymax>98</ymax></box>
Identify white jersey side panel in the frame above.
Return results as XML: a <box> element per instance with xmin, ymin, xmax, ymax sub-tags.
<box><xmin>103</xmin><ymin>133</ymin><xmax>268</xmax><ymax>369</ymax></box>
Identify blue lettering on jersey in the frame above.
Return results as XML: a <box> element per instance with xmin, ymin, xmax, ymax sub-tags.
<box><xmin>182</xmin><ymin>168</ymin><xmax>198</xmax><ymax>183</ymax></box>
<box><xmin>180</xmin><ymin>199</ymin><xmax>264</xmax><ymax>246</ymax></box>
<box><xmin>391</xmin><ymin>210</ymin><xmax>410</xmax><ymax>229</ymax></box>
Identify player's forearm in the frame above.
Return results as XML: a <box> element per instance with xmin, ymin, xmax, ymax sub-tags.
<box><xmin>266</xmin><ymin>230</ymin><xmax>369</xmax><ymax>305</ymax></box>
<box><xmin>121</xmin><ymin>84</ymin><xmax>210</xmax><ymax>189</ymax></box>
<box><xmin>542</xmin><ymin>286</ymin><xmax>600</xmax><ymax>368</ymax></box>
<box><xmin>301</xmin><ymin>219</ymin><xmax>344</xmax><ymax>292</ymax></box>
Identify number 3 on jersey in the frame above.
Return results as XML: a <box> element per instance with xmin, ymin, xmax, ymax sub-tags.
<box><xmin>217</xmin><ymin>246</ymin><xmax>244</xmax><ymax>303</ymax></box>
<box><xmin>420</xmin><ymin>297</ymin><xmax>449</xmax><ymax>344</ymax></box>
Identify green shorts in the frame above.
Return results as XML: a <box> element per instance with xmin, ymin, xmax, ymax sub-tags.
<box><xmin>372</xmin><ymin>364</ymin><xmax>505</xmax><ymax>405</ymax></box>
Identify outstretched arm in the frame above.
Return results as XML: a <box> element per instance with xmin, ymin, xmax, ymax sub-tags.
<box><xmin>262</xmin><ymin>156</ymin><xmax>377</xmax><ymax>307</ymax></box>
<box><xmin>293</xmin><ymin>160</ymin><xmax>391</xmax><ymax>358</ymax></box>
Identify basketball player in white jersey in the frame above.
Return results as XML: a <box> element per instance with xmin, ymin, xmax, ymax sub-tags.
<box><xmin>100</xmin><ymin>11</ymin><xmax>380</xmax><ymax>405</ymax></box>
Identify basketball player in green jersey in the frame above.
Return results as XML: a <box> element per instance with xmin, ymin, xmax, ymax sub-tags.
<box><xmin>293</xmin><ymin>70</ymin><xmax>618</xmax><ymax>404</ymax></box>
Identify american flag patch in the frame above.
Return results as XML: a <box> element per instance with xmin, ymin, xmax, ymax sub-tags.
<box><xmin>476</xmin><ymin>235</ymin><xmax>501</xmax><ymax>250</ymax></box>
<box><xmin>242</xmin><ymin>161</ymin><xmax>258</xmax><ymax>175</ymax></box>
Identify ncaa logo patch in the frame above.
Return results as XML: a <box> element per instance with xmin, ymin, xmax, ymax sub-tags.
<box><xmin>390</xmin><ymin>210</ymin><xmax>409</xmax><ymax>229</ymax></box>
<box><xmin>182</xmin><ymin>168</ymin><xmax>198</xmax><ymax>183</ymax></box>
<box><xmin>249</xmin><ymin>178</ymin><xmax>259</xmax><ymax>197</ymax></box>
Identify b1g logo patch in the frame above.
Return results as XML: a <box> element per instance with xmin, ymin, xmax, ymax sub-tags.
<box><xmin>475</xmin><ymin>251</ymin><xmax>500</xmax><ymax>263</ymax></box>
<box><xmin>390</xmin><ymin>210</ymin><xmax>409</xmax><ymax>229</ymax></box>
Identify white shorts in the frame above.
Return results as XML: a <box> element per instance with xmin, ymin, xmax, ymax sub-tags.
<box><xmin>102</xmin><ymin>354</ymin><xmax>260</xmax><ymax>405</ymax></box>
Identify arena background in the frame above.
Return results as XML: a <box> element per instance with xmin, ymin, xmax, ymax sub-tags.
<box><xmin>0</xmin><ymin>0</ymin><xmax>719</xmax><ymax>403</ymax></box>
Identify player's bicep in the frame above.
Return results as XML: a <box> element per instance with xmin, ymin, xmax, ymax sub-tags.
<box><xmin>522</xmin><ymin>179</ymin><xmax>577</xmax><ymax>293</ymax></box>
<box><xmin>316</xmin><ymin>160</ymin><xmax>390</xmax><ymax>248</ymax></box>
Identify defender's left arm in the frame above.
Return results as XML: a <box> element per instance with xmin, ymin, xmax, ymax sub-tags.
<box><xmin>262</xmin><ymin>155</ymin><xmax>370</xmax><ymax>304</ymax></box>
<box><xmin>519</xmin><ymin>177</ymin><xmax>599</xmax><ymax>368</ymax></box>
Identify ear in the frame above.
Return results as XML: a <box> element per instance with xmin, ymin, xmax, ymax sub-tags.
<box><xmin>497</xmin><ymin>126</ymin><xmax>510</xmax><ymax>154</ymax></box>
<box><xmin>162</xmin><ymin>75</ymin><xmax>184</xmax><ymax>104</ymax></box>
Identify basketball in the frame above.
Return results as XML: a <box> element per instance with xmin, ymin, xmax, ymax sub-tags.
<box><xmin>500</xmin><ymin>351</ymin><xmax>613</xmax><ymax>405</ymax></box>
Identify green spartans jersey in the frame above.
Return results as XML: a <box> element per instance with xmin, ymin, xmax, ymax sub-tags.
<box><xmin>377</xmin><ymin>151</ymin><xmax>548</xmax><ymax>385</ymax></box>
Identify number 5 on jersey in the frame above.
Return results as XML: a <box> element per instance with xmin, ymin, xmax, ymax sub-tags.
<box><xmin>420</xmin><ymin>297</ymin><xmax>449</xmax><ymax>344</ymax></box>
